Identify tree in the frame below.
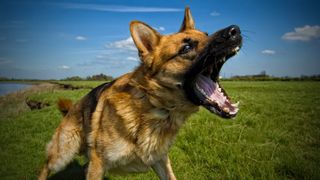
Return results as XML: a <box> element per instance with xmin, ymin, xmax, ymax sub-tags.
<box><xmin>86</xmin><ymin>73</ymin><xmax>113</xmax><ymax>81</ymax></box>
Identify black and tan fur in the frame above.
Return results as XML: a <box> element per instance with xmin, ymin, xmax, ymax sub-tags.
<box><xmin>38</xmin><ymin>7</ymin><xmax>242</xmax><ymax>180</ymax></box>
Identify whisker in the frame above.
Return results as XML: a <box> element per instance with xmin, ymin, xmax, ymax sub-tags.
<box><xmin>241</xmin><ymin>33</ymin><xmax>255</xmax><ymax>44</ymax></box>
<box><xmin>240</xmin><ymin>47</ymin><xmax>248</xmax><ymax>56</ymax></box>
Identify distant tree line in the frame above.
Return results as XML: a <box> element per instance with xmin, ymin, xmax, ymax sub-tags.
<box><xmin>223</xmin><ymin>71</ymin><xmax>320</xmax><ymax>81</ymax></box>
<box><xmin>62</xmin><ymin>73</ymin><xmax>113</xmax><ymax>81</ymax></box>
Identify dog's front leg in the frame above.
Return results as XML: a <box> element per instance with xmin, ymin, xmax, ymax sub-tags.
<box><xmin>86</xmin><ymin>149</ymin><xmax>105</xmax><ymax>180</ymax></box>
<box><xmin>152</xmin><ymin>155</ymin><xmax>177</xmax><ymax>180</ymax></box>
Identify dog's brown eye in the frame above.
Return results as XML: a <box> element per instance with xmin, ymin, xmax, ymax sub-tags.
<box><xmin>180</xmin><ymin>44</ymin><xmax>193</xmax><ymax>54</ymax></box>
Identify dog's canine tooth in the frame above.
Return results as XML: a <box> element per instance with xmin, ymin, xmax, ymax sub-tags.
<box><xmin>222</xmin><ymin>94</ymin><xmax>227</xmax><ymax>100</ymax></box>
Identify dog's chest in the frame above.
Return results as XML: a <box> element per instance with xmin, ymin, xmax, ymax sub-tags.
<box><xmin>104</xmin><ymin>114</ymin><xmax>185</xmax><ymax>172</ymax></box>
<box><xmin>104</xmin><ymin>135</ymin><xmax>172</xmax><ymax>173</ymax></box>
<box><xmin>103</xmin><ymin>138</ymin><xmax>147</xmax><ymax>172</ymax></box>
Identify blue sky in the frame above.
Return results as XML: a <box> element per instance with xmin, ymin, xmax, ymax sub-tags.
<box><xmin>1</xmin><ymin>0</ymin><xmax>320</xmax><ymax>79</ymax></box>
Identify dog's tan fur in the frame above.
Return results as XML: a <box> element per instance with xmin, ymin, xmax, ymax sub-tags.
<box><xmin>38</xmin><ymin>8</ymin><xmax>210</xmax><ymax>180</ymax></box>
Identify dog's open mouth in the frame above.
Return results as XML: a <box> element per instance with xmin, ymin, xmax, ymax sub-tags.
<box><xmin>193</xmin><ymin>46</ymin><xmax>240</xmax><ymax>118</ymax></box>
<box><xmin>184</xmin><ymin>25</ymin><xmax>242</xmax><ymax>118</ymax></box>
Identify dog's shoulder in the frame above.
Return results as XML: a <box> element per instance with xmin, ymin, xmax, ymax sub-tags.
<box><xmin>85</xmin><ymin>81</ymin><xmax>114</xmax><ymax>107</ymax></box>
<box><xmin>79</xmin><ymin>81</ymin><xmax>115</xmax><ymax>127</ymax></box>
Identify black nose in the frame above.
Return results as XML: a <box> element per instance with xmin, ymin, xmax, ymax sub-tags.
<box><xmin>223</xmin><ymin>25</ymin><xmax>241</xmax><ymax>40</ymax></box>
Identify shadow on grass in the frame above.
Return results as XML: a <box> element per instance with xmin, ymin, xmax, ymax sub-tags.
<box><xmin>48</xmin><ymin>161</ymin><xmax>109</xmax><ymax>180</ymax></box>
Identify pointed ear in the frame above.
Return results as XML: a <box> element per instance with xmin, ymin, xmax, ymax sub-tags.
<box><xmin>179</xmin><ymin>7</ymin><xmax>195</xmax><ymax>32</ymax></box>
<box><xmin>130</xmin><ymin>21</ymin><xmax>161</xmax><ymax>55</ymax></box>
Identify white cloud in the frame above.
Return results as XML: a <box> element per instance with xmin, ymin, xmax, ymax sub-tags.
<box><xmin>154</xmin><ymin>26</ymin><xmax>165</xmax><ymax>31</ymax></box>
<box><xmin>56</xmin><ymin>3</ymin><xmax>182</xmax><ymax>13</ymax></box>
<box><xmin>210</xmin><ymin>11</ymin><xmax>220</xmax><ymax>16</ymax></box>
<box><xmin>127</xmin><ymin>56</ymin><xmax>139</xmax><ymax>62</ymax></box>
<box><xmin>261</xmin><ymin>49</ymin><xmax>276</xmax><ymax>55</ymax></box>
<box><xmin>75</xmin><ymin>36</ymin><xmax>87</xmax><ymax>41</ymax></box>
<box><xmin>59</xmin><ymin>65</ymin><xmax>71</xmax><ymax>70</ymax></box>
<box><xmin>282</xmin><ymin>25</ymin><xmax>320</xmax><ymax>41</ymax></box>
<box><xmin>96</xmin><ymin>55</ymin><xmax>105</xmax><ymax>59</ymax></box>
<box><xmin>106</xmin><ymin>37</ymin><xmax>137</xmax><ymax>51</ymax></box>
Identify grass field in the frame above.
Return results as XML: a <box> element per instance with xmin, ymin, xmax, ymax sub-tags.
<box><xmin>0</xmin><ymin>81</ymin><xmax>319</xmax><ymax>179</ymax></box>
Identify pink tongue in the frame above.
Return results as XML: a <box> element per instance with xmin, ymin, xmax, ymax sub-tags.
<box><xmin>196</xmin><ymin>75</ymin><xmax>227</xmax><ymax>106</ymax></box>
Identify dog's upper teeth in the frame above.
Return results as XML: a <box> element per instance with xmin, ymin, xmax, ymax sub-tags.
<box><xmin>222</xmin><ymin>95</ymin><xmax>227</xmax><ymax>101</ymax></box>
<box><xmin>219</xmin><ymin>57</ymin><xmax>226</xmax><ymax>63</ymax></box>
<box><xmin>232</xmin><ymin>46</ymin><xmax>240</xmax><ymax>54</ymax></box>
<box><xmin>196</xmin><ymin>84</ymin><xmax>209</xmax><ymax>97</ymax></box>
<box><xmin>200</xmin><ymin>88</ymin><xmax>206</xmax><ymax>96</ymax></box>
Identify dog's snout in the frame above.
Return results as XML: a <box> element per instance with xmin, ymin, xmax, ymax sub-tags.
<box><xmin>223</xmin><ymin>25</ymin><xmax>241</xmax><ymax>40</ymax></box>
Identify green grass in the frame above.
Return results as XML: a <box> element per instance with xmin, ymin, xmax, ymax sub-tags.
<box><xmin>0</xmin><ymin>81</ymin><xmax>319</xmax><ymax>179</ymax></box>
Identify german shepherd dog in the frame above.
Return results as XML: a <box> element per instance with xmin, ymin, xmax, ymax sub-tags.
<box><xmin>38</xmin><ymin>7</ymin><xmax>242</xmax><ymax>180</ymax></box>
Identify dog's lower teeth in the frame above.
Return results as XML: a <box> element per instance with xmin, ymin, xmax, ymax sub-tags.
<box><xmin>195</xmin><ymin>75</ymin><xmax>239</xmax><ymax>117</ymax></box>
<box><xmin>230</xmin><ymin>109</ymin><xmax>238</xmax><ymax>115</ymax></box>
<box><xmin>232</xmin><ymin>101</ymin><xmax>240</xmax><ymax>107</ymax></box>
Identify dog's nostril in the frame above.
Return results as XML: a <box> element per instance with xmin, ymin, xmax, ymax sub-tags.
<box><xmin>222</xmin><ymin>25</ymin><xmax>241</xmax><ymax>40</ymax></box>
<box><xmin>226</xmin><ymin>25</ymin><xmax>241</xmax><ymax>39</ymax></box>
<box><xmin>229</xmin><ymin>28</ymin><xmax>237</xmax><ymax>37</ymax></box>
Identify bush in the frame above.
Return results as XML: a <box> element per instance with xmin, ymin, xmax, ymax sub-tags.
<box><xmin>86</xmin><ymin>73</ymin><xmax>113</xmax><ymax>81</ymax></box>
<box><xmin>62</xmin><ymin>74</ymin><xmax>113</xmax><ymax>81</ymax></box>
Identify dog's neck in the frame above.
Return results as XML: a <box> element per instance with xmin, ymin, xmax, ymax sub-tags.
<box><xmin>129</xmin><ymin>66</ymin><xmax>197</xmax><ymax>112</ymax></box>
